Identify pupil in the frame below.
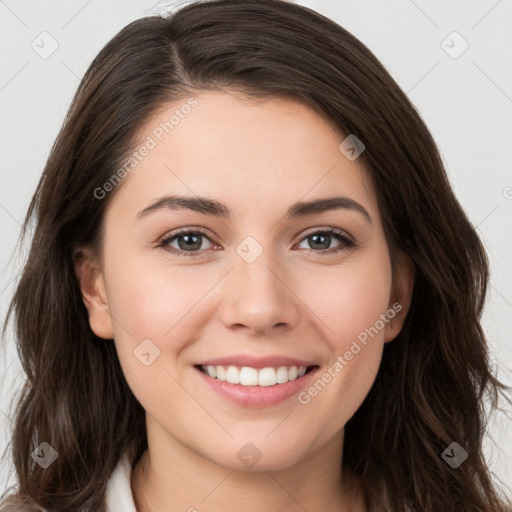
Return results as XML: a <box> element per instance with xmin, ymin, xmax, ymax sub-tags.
<box><xmin>179</xmin><ymin>233</ymin><xmax>201</xmax><ymax>251</ymax></box>
<box><xmin>310</xmin><ymin>234</ymin><xmax>329</xmax><ymax>249</ymax></box>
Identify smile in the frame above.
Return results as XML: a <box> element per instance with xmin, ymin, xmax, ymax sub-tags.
<box><xmin>198</xmin><ymin>364</ymin><xmax>313</xmax><ymax>386</ymax></box>
<box><xmin>194</xmin><ymin>362</ymin><xmax>320</xmax><ymax>407</ymax></box>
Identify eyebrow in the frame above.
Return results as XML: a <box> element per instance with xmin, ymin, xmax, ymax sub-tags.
<box><xmin>137</xmin><ymin>194</ymin><xmax>373</xmax><ymax>224</ymax></box>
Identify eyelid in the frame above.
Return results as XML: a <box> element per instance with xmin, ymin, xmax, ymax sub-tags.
<box><xmin>296</xmin><ymin>226</ymin><xmax>354</xmax><ymax>245</ymax></box>
<box><xmin>158</xmin><ymin>226</ymin><xmax>216</xmax><ymax>241</ymax></box>
<box><xmin>157</xmin><ymin>226</ymin><xmax>219</xmax><ymax>252</ymax></box>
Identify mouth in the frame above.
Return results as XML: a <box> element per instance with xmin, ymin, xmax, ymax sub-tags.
<box><xmin>194</xmin><ymin>364</ymin><xmax>318</xmax><ymax>387</ymax></box>
<box><xmin>193</xmin><ymin>362</ymin><xmax>320</xmax><ymax>407</ymax></box>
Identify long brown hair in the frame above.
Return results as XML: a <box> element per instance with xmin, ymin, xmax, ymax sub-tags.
<box><xmin>1</xmin><ymin>1</ymin><xmax>511</xmax><ymax>510</ymax></box>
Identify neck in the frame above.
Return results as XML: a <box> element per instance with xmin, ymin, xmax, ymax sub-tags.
<box><xmin>131</xmin><ymin>425</ymin><xmax>365</xmax><ymax>512</ymax></box>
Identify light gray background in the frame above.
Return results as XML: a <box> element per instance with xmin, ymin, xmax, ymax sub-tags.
<box><xmin>1</xmin><ymin>0</ymin><xmax>511</xmax><ymax>500</ymax></box>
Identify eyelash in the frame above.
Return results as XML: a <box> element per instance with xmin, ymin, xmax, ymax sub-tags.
<box><xmin>157</xmin><ymin>227</ymin><xmax>356</xmax><ymax>258</ymax></box>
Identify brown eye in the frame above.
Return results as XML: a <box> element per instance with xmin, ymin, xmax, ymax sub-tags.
<box><xmin>296</xmin><ymin>228</ymin><xmax>355</xmax><ymax>253</ymax></box>
<box><xmin>159</xmin><ymin>229</ymin><xmax>217</xmax><ymax>257</ymax></box>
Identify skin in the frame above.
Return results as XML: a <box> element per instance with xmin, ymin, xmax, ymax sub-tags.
<box><xmin>75</xmin><ymin>90</ymin><xmax>414</xmax><ymax>512</ymax></box>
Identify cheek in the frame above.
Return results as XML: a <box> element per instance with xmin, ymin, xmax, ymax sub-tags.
<box><xmin>293</xmin><ymin>248</ymin><xmax>392</xmax><ymax>423</ymax></box>
<box><xmin>102</xmin><ymin>252</ymin><xmax>230</xmax><ymax>392</ymax></box>
<box><xmin>103</xmin><ymin>263</ymin><xmax>203</xmax><ymax>415</ymax></box>
<box><xmin>302</xmin><ymin>250</ymin><xmax>392</xmax><ymax>352</ymax></box>
<box><xmin>102</xmin><ymin>229</ymin><xmax>208</xmax><ymax>337</ymax></box>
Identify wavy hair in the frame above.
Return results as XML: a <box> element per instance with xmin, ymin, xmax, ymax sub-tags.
<box><xmin>1</xmin><ymin>0</ymin><xmax>511</xmax><ymax>510</ymax></box>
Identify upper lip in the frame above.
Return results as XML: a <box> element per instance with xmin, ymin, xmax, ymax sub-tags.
<box><xmin>196</xmin><ymin>355</ymin><xmax>317</xmax><ymax>369</ymax></box>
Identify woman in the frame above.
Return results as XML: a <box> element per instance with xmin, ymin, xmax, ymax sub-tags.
<box><xmin>1</xmin><ymin>0</ymin><xmax>510</xmax><ymax>510</ymax></box>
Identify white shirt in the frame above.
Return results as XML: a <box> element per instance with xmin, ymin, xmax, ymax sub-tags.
<box><xmin>105</xmin><ymin>452</ymin><xmax>137</xmax><ymax>512</ymax></box>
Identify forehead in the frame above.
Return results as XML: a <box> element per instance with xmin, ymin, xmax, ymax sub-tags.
<box><xmin>108</xmin><ymin>90</ymin><xmax>378</xmax><ymax>222</ymax></box>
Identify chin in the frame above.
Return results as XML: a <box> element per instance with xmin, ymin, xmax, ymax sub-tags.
<box><xmin>204</xmin><ymin>438</ymin><xmax>313</xmax><ymax>473</ymax></box>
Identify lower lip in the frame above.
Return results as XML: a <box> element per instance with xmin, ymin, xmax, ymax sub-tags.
<box><xmin>194</xmin><ymin>366</ymin><xmax>319</xmax><ymax>407</ymax></box>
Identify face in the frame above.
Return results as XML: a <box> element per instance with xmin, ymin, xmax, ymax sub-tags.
<box><xmin>76</xmin><ymin>90</ymin><xmax>413</xmax><ymax>472</ymax></box>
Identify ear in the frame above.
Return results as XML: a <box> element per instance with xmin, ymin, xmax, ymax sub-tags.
<box><xmin>73</xmin><ymin>247</ymin><xmax>114</xmax><ymax>340</ymax></box>
<box><xmin>384</xmin><ymin>250</ymin><xmax>415</xmax><ymax>343</ymax></box>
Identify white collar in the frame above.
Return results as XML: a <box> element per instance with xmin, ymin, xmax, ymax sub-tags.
<box><xmin>105</xmin><ymin>452</ymin><xmax>137</xmax><ymax>512</ymax></box>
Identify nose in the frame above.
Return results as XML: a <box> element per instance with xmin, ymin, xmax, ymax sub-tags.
<box><xmin>219</xmin><ymin>247</ymin><xmax>301</xmax><ymax>336</ymax></box>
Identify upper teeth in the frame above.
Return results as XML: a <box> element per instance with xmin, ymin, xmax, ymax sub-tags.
<box><xmin>201</xmin><ymin>365</ymin><xmax>308</xmax><ymax>386</ymax></box>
